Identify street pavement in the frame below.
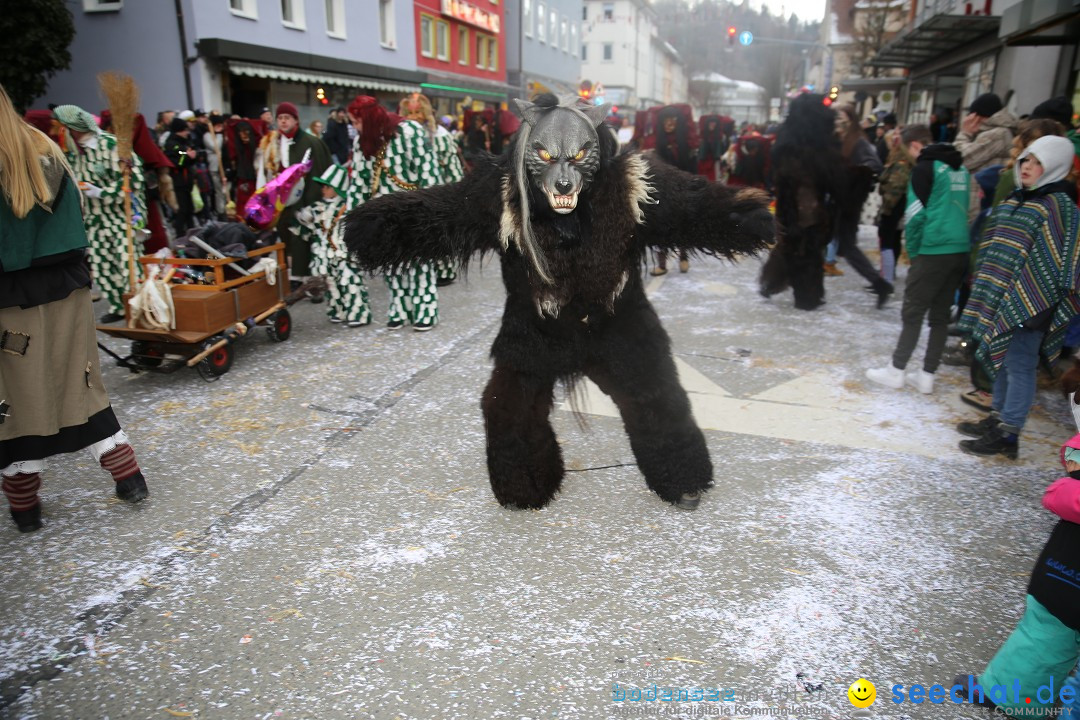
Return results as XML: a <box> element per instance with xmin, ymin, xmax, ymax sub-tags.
<box><xmin>0</xmin><ymin>228</ymin><xmax>1074</xmax><ymax>720</ymax></box>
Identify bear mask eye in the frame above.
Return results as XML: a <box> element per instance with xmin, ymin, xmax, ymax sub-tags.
<box><xmin>537</xmin><ymin>149</ymin><xmax>554</xmax><ymax>162</ymax></box>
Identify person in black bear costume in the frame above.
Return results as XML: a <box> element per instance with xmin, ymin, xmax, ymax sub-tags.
<box><xmin>759</xmin><ymin>94</ymin><xmax>847</xmax><ymax>310</ymax></box>
<box><xmin>344</xmin><ymin>94</ymin><xmax>774</xmax><ymax>510</ymax></box>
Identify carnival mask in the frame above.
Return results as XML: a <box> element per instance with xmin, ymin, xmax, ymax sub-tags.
<box><xmin>513</xmin><ymin>97</ymin><xmax>611</xmax><ymax>215</ymax></box>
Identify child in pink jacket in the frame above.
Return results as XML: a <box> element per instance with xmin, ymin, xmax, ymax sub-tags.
<box><xmin>956</xmin><ymin>434</ymin><xmax>1080</xmax><ymax>716</ymax></box>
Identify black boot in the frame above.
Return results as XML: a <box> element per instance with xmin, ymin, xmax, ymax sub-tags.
<box><xmin>873</xmin><ymin>278</ymin><xmax>894</xmax><ymax>309</ymax></box>
<box><xmin>10</xmin><ymin>503</ymin><xmax>42</xmax><ymax>533</ymax></box>
<box><xmin>950</xmin><ymin>675</ymin><xmax>998</xmax><ymax>710</ymax></box>
<box><xmin>115</xmin><ymin>472</ymin><xmax>149</xmax><ymax>503</ymax></box>
<box><xmin>959</xmin><ymin>426</ymin><xmax>1018</xmax><ymax>459</ymax></box>
<box><xmin>956</xmin><ymin>414</ymin><xmax>999</xmax><ymax>438</ymax></box>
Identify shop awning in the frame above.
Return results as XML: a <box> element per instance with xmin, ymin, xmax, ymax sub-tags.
<box><xmin>227</xmin><ymin>60</ymin><xmax>421</xmax><ymax>94</ymax></box>
<box><xmin>999</xmin><ymin>0</ymin><xmax>1080</xmax><ymax>45</ymax></box>
<box><xmin>838</xmin><ymin>77</ymin><xmax>906</xmax><ymax>92</ymax></box>
<box><xmin>869</xmin><ymin>14</ymin><xmax>1001</xmax><ymax>68</ymax></box>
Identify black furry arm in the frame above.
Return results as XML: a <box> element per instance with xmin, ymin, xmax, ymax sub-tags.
<box><xmin>344</xmin><ymin>157</ymin><xmax>504</xmax><ymax>274</ymax></box>
<box><xmin>636</xmin><ymin>157</ymin><xmax>775</xmax><ymax>259</ymax></box>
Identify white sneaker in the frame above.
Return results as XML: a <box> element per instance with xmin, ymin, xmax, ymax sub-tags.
<box><xmin>906</xmin><ymin>369</ymin><xmax>935</xmax><ymax>394</ymax></box>
<box><xmin>865</xmin><ymin>364</ymin><xmax>905</xmax><ymax>389</ymax></box>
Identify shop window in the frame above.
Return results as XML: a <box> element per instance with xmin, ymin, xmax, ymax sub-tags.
<box><xmin>379</xmin><ymin>0</ymin><xmax>396</xmax><ymax>47</ymax></box>
<box><xmin>281</xmin><ymin>0</ymin><xmax>305</xmax><ymax>29</ymax></box>
<box><xmin>459</xmin><ymin>26</ymin><xmax>470</xmax><ymax>65</ymax></box>
<box><xmin>476</xmin><ymin>33</ymin><xmax>488</xmax><ymax>69</ymax></box>
<box><xmin>325</xmin><ymin>0</ymin><xmax>345</xmax><ymax>38</ymax></box>
<box><xmin>436</xmin><ymin>19</ymin><xmax>450</xmax><ymax>61</ymax></box>
<box><xmin>84</xmin><ymin>0</ymin><xmax>122</xmax><ymax>11</ymax></box>
<box><xmin>229</xmin><ymin>0</ymin><xmax>257</xmax><ymax>18</ymax></box>
<box><xmin>420</xmin><ymin>14</ymin><xmax>434</xmax><ymax>57</ymax></box>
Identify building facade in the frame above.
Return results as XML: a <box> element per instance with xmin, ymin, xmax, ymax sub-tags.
<box><xmin>866</xmin><ymin>0</ymin><xmax>1078</xmax><ymax>125</ymax></box>
<box><xmin>505</xmin><ymin>0</ymin><xmax>584</xmax><ymax>101</ymax></box>
<box><xmin>580</xmin><ymin>0</ymin><xmax>688</xmax><ymax>110</ymax></box>
<box><xmin>412</xmin><ymin>0</ymin><xmax>511</xmax><ymax>115</ymax></box>
<box><xmin>43</xmin><ymin>0</ymin><xmax>419</xmax><ymax>122</ymax></box>
<box><xmin>691</xmin><ymin>72</ymin><xmax>768</xmax><ymax>125</ymax></box>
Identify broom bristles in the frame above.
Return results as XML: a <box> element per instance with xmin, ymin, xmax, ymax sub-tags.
<box><xmin>98</xmin><ymin>71</ymin><xmax>138</xmax><ymax>161</ymax></box>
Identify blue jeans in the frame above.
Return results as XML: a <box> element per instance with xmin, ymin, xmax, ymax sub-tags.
<box><xmin>991</xmin><ymin>327</ymin><xmax>1044</xmax><ymax>434</ymax></box>
<box><xmin>825</xmin><ymin>237</ymin><xmax>839</xmax><ymax>264</ymax></box>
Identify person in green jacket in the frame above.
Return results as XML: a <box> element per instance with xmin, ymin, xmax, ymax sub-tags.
<box><xmin>866</xmin><ymin>125</ymin><xmax>972</xmax><ymax>395</ymax></box>
<box><xmin>0</xmin><ymin>84</ymin><xmax>149</xmax><ymax>532</ymax></box>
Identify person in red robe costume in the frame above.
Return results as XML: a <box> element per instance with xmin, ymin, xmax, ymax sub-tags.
<box><xmin>224</xmin><ymin>118</ymin><xmax>267</xmax><ymax>221</ymax></box>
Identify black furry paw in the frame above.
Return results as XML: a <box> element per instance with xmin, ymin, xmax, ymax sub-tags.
<box><xmin>343</xmin><ymin>208</ymin><xmax>388</xmax><ymax>263</ymax></box>
<box><xmin>733</xmin><ymin>208</ymin><xmax>776</xmax><ymax>248</ymax></box>
<box><xmin>674</xmin><ymin>492</ymin><xmax>702</xmax><ymax>510</ymax></box>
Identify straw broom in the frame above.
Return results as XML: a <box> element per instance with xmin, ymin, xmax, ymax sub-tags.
<box><xmin>97</xmin><ymin>71</ymin><xmax>139</xmax><ymax>293</ymax></box>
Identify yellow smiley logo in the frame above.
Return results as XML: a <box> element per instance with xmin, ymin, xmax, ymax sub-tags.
<box><xmin>848</xmin><ymin>678</ymin><xmax>876</xmax><ymax>708</ymax></box>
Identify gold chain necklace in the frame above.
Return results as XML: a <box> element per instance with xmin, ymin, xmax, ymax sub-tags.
<box><xmin>369</xmin><ymin>142</ymin><xmax>419</xmax><ymax>196</ymax></box>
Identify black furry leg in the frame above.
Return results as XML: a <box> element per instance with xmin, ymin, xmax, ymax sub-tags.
<box><xmin>758</xmin><ymin>246</ymin><xmax>790</xmax><ymax>298</ymax></box>
<box><xmin>790</xmin><ymin>256</ymin><xmax>825</xmax><ymax>311</ymax></box>
<box><xmin>481</xmin><ymin>364</ymin><xmax>564</xmax><ymax>509</ymax></box>
<box><xmin>588</xmin><ymin>351</ymin><xmax>713</xmax><ymax>508</ymax></box>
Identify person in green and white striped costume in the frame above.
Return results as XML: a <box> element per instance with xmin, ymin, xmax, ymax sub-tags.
<box><xmin>53</xmin><ymin>105</ymin><xmax>145</xmax><ymax>323</ymax></box>
<box><xmin>399</xmin><ymin>94</ymin><xmax>466</xmax><ymax>287</ymax></box>
<box><xmin>294</xmin><ymin>164</ymin><xmax>370</xmax><ymax>327</ymax></box>
<box><xmin>346</xmin><ymin>96</ymin><xmax>440</xmax><ymax>331</ymax></box>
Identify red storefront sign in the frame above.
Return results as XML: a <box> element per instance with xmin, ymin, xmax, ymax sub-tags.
<box><xmin>440</xmin><ymin>0</ymin><xmax>500</xmax><ymax>33</ymax></box>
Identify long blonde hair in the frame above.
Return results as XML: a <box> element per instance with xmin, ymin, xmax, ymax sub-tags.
<box><xmin>0</xmin><ymin>83</ymin><xmax>76</xmax><ymax>218</ymax></box>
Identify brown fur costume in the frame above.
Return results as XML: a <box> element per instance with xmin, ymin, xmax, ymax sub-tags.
<box><xmin>345</xmin><ymin>95</ymin><xmax>774</xmax><ymax>510</ymax></box>
<box><xmin>759</xmin><ymin>94</ymin><xmax>847</xmax><ymax>310</ymax></box>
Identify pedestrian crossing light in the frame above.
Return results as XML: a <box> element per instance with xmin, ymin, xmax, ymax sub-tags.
<box><xmin>316</xmin><ymin>87</ymin><xmax>328</xmax><ymax>105</ymax></box>
<box><xmin>829</xmin><ymin>86</ymin><xmax>840</xmax><ymax>101</ymax></box>
<box><xmin>728</xmin><ymin>26</ymin><xmax>737</xmax><ymax>46</ymax></box>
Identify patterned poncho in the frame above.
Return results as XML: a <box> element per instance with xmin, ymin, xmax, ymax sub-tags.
<box><xmin>346</xmin><ymin>119</ymin><xmax>438</xmax><ymax>209</ymax></box>
<box><xmin>959</xmin><ymin>187</ymin><xmax>1080</xmax><ymax>377</ymax></box>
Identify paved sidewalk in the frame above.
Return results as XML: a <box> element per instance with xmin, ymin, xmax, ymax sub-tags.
<box><xmin>1</xmin><ymin>231</ymin><xmax>1073</xmax><ymax>719</ymax></box>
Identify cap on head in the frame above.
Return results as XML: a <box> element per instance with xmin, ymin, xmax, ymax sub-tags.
<box><xmin>314</xmin><ymin>163</ymin><xmax>350</xmax><ymax>198</ymax></box>
<box><xmin>276</xmin><ymin>102</ymin><xmax>299</xmax><ymax>120</ymax></box>
<box><xmin>969</xmin><ymin>93</ymin><xmax>1003</xmax><ymax>118</ymax></box>
<box><xmin>1031</xmin><ymin>96</ymin><xmax>1074</xmax><ymax>127</ymax></box>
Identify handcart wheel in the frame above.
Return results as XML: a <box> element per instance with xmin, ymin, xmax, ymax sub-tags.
<box><xmin>197</xmin><ymin>335</ymin><xmax>234</xmax><ymax>378</ymax></box>
<box><xmin>266</xmin><ymin>309</ymin><xmax>292</xmax><ymax>342</ymax></box>
<box><xmin>130</xmin><ymin>341</ymin><xmax>164</xmax><ymax>369</ymax></box>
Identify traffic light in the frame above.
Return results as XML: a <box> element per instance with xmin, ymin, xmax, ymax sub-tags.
<box><xmin>829</xmin><ymin>86</ymin><xmax>839</xmax><ymax>102</ymax></box>
<box><xmin>728</xmin><ymin>26</ymin><xmax>737</xmax><ymax>46</ymax></box>
<box><xmin>579</xmin><ymin>79</ymin><xmax>593</xmax><ymax>102</ymax></box>
<box><xmin>316</xmin><ymin>87</ymin><xmax>328</xmax><ymax>105</ymax></box>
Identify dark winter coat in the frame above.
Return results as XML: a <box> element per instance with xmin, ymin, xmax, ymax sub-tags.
<box><xmin>323</xmin><ymin>117</ymin><xmax>351</xmax><ymax>163</ymax></box>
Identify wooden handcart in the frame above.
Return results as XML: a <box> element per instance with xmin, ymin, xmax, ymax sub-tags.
<box><xmin>96</xmin><ymin>243</ymin><xmax>292</xmax><ymax>380</ymax></box>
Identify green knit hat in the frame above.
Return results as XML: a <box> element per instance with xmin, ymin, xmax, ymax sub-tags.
<box><xmin>314</xmin><ymin>163</ymin><xmax>350</xmax><ymax>198</ymax></box>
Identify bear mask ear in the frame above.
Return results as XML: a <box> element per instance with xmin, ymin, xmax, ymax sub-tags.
<box><xmin>582</xmin><ymin>103</ymin><xmax>612</xmax><ymax>127</ymax></box>
<box><xmin>511</xmin><ymin>99</ymin><xmax>542</xmax><ymax>127</ymax></box>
